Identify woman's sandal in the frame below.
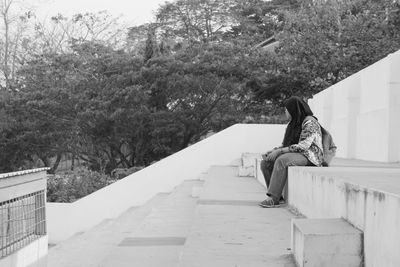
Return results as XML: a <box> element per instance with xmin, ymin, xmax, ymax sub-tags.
<box><xmin>258</xmin><ymin>197</ymin><xmax>282</xmax><ymax>208</ymax></box>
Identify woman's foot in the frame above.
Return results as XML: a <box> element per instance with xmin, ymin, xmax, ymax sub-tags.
<box><xmin>259</xmin><ymin>196</ymin><xmax>282</xmax><ymax>208</ymax></box>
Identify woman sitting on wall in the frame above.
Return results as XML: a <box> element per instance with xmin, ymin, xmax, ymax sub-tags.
<box><xmin>259</xmin><ymin>96</ymin><xmax>324</xmax><ymax>208</ymax></box>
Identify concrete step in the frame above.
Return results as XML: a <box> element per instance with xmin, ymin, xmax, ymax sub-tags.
<box><xmin>47</xmin><ymin>192</ymin><xmax>169</xmax><ymax>267</ymax></box>
<box><xmin>200</xmin><ymin>165</ymin><xmax>266</xmax><ymax>202</ymax></box>
<box><xmin>288</xmin><ymin>166</ymin><xmax>400</xmax><ymax>267</ymax></box>
<box><xmin>179</xmin><ymin>165</ymin><xmax>297</xmax><ymax>267</ymax></box>
<box><xmin>291</xmin><ymin>218</ymin><xmax>363</xmax><ymax>267</ymax></box>
<box><xmin>97</xmin><ymin>179</ymin><xmax>203</xmax><ymax>267</ymax></box>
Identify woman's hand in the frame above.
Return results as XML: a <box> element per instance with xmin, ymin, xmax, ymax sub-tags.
<box><xmin>266</xmin><ymin>149</ymin><xmax>281</xmax><ymax>161</ymax></box>
<box><xmin>262</xmin><ymin>149</ymin><xmax>275</xmax><ymax>160</ymax></box>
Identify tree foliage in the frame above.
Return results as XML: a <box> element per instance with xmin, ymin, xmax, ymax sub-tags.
<box><xmin>47</xmin><ymin>169</ymin><xmax>112</xmax><ymax>202</ymax></box>
<box><xmin>155</xmin><ymin>0</ymin><xmax>237</xmax><ymax>42</ymax></box>
<box><xmin>253</xmin><ymin>0</ymin><xmax>400</xmax><ymax>100</ymax></box>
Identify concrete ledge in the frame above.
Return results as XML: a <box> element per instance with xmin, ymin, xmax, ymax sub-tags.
<box><xmin>288</xmin><ymin>166</ymin><xmax>400</xmax><ymax>267</ymax></box>
<box><xmin>0</xmin><ymin>170</ymin><xmax>47</xmax><ymax>202</ymax></box>
<box><xmin>252</xmin><ymin>155</ymin><xmax>400</xmax><ymax>191</ymax></box>
<box><xmin>291</xmin><ymin>218</ymin><xmax>362</xmax><ymax>267</ymax></box>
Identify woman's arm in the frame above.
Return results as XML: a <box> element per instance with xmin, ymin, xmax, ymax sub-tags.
<box><xmin>289</xmin><ymin>120</ymin><xmax>320</xmax><ymax>153</ymax></box>
<box><xmin>278</xmin><ymin>146</ymin><xmax>290</xmax><ymax>154</ymax></box>
<box><xmin>265</xmin><ymin>145</ymin><xmax>290</xmax><ymax>160</ymax></box>
<box><xmin>264</xmin><ymin>145</ymin><xmax>284</xmax><ymax>157</ymax></box>
<box><xmin>266</xmin><ymin>120</ymin><xmax>320</xmax><ymax>159</ymax></box>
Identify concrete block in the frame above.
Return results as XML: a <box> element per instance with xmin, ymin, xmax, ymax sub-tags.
<box><xmin>238</xmin><ymin>166</ymin><xmax>255</xmax><ymax>177</ymax></box>
<box><xmin>241</xmin><ymin>153</ymin><xmax>262</xmax><ymax>167</ymax></box>
<box><xmin>238</xmin><ymin>153</ymin><xmax>261</xmax><ymax>177</ymax></box>
<box><xmin>291</xmin><ymin>218</ymin><xmax>363</xmax><ymax>267</ymax></box>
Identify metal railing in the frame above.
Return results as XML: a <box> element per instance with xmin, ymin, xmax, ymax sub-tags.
<box><xmin>0</xmin><ymin>169</ymin><xmax>48</xmax><ymax>259</ymax></box>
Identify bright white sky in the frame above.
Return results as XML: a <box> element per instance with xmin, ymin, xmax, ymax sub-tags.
<box><xmin>33</xmin><ymin>0</ymin><xmax>168</xmax><ymax>26</ymax></box>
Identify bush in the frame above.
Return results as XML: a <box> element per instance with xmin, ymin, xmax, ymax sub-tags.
<box><xmin>47</xmin><ymin>169</ymin><xmax>115</xmax><ymax>203</ymax></box>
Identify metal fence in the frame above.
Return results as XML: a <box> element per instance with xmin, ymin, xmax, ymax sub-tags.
<box><xmin>0</xmin><ymin>190</ymin><xmax>46</xmax><ymax>258</ymax></box>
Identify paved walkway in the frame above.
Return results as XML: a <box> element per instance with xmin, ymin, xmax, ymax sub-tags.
<box><xmin>47</xmin><ymin>164</ymin><xmax>298</xmax><ymax>266</ymax></box>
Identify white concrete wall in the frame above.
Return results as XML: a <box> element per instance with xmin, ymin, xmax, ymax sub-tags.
<box><xmin>47</xmin><ymin>124</ymin><xmax>286</xmax><ymax>244</ymax></box>
<box><xmin>308</xmin><ymin>51</ymin><xmax>400</xmax><ymax>162</ymax></box>
<box><xmin>0</xmin><ymin>236</ymin><xmax>48</xmax><ymax>267</ymax></box>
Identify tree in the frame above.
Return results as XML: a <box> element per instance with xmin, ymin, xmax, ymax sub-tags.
<box><xmin>249</xmin><ymin>0</ymin><xmax>400</xmax><ymax>102</ymax></box>
<box><xmin>144</xmin><ymin>28</ymin><xmax>158</xmax><ymax>61</ymax></box>
<box><xmin>227</xmin><ymin>0</ymin><xmax>299</xmax><ymax>44</ymax></box>
<box><xmin>32</xmin><ymin>11</ymin><xmax>126</xmax><ymax>54</ymax></box>
<box><xmin>134</xmin><ymin>41</ymin><xmax>250</xmax><ymax>154</ymax></box>
<box><xmin>0</xmin><ymin>0</ymin><xmax>34</xmax><ymax>90</ymax></box>
<box><xmin>3</xmin><ymin>41</ymin><xmax>148</xmax><ymax>173</ymax></box>
<box><xmin>155</xmin><ymin>0</ymin><xmax>238</xmax><ymax>42</ymax></box>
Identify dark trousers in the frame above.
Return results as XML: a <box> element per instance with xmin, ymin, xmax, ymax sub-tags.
<box><xmin>260</xmin><ymin>159</ymin><xmax>274</xmax><ymax>188</ymax></box>
<box><xmin>260</xmin><ymin>153</ymin><xmax>312</xmax><ymax>201</ymax></box>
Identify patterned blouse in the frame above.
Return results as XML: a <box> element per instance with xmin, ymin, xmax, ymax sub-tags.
<box><xmin>288</xmin><ymin>116</ymin><xmax>324</xmax><ymax>166</ymax></box>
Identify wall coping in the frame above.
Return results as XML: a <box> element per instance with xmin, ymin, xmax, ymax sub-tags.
<box><xmin>0</xmin><ymin>168</ymin><xmax>49</xmax><ymax>180</ymax></box>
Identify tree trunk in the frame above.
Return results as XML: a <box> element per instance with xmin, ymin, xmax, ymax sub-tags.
<box><xmin>39</xmin><ymin>155</ymin><xmax>50</xmax><ymax>167</ymax></box>
<box><xmin>71</xmin><ymin>154</ymin><xmax>75</xmax><ymax>170</ymax></box>
<box><xmin>112</xmin><ymin>146</ymin><xmax>131</xmax><ymax>168</ymax></box>
<box><xmin>49</xmin><ymin>153</ymin><xmax>62</xmax><ymax>174</ymax></box>
<box><xmin>2</xmin><ymin>1</ymin><xmax>11</xmax><ymax>90</ymax></box>
<box><xmin>180</xmin><ymin>127</ymin><xmax>195</xmax><ymax>149</ymax></box>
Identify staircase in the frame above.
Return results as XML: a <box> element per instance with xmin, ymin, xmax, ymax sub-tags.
<box><xmin>47</xmin><ymin>160</ymin><xmax>298</xmax><ymax>267</ymax></box>
<box><xmin>48</xmin><ymin>152</ymin><xmax>400</xmax><ymax>267</ymax></box>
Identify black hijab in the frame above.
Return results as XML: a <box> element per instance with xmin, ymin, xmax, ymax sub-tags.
<box><xmin>282</xmin><ymin>96</ymin><xmax>314</xmax><ymax>147</ymax></box>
